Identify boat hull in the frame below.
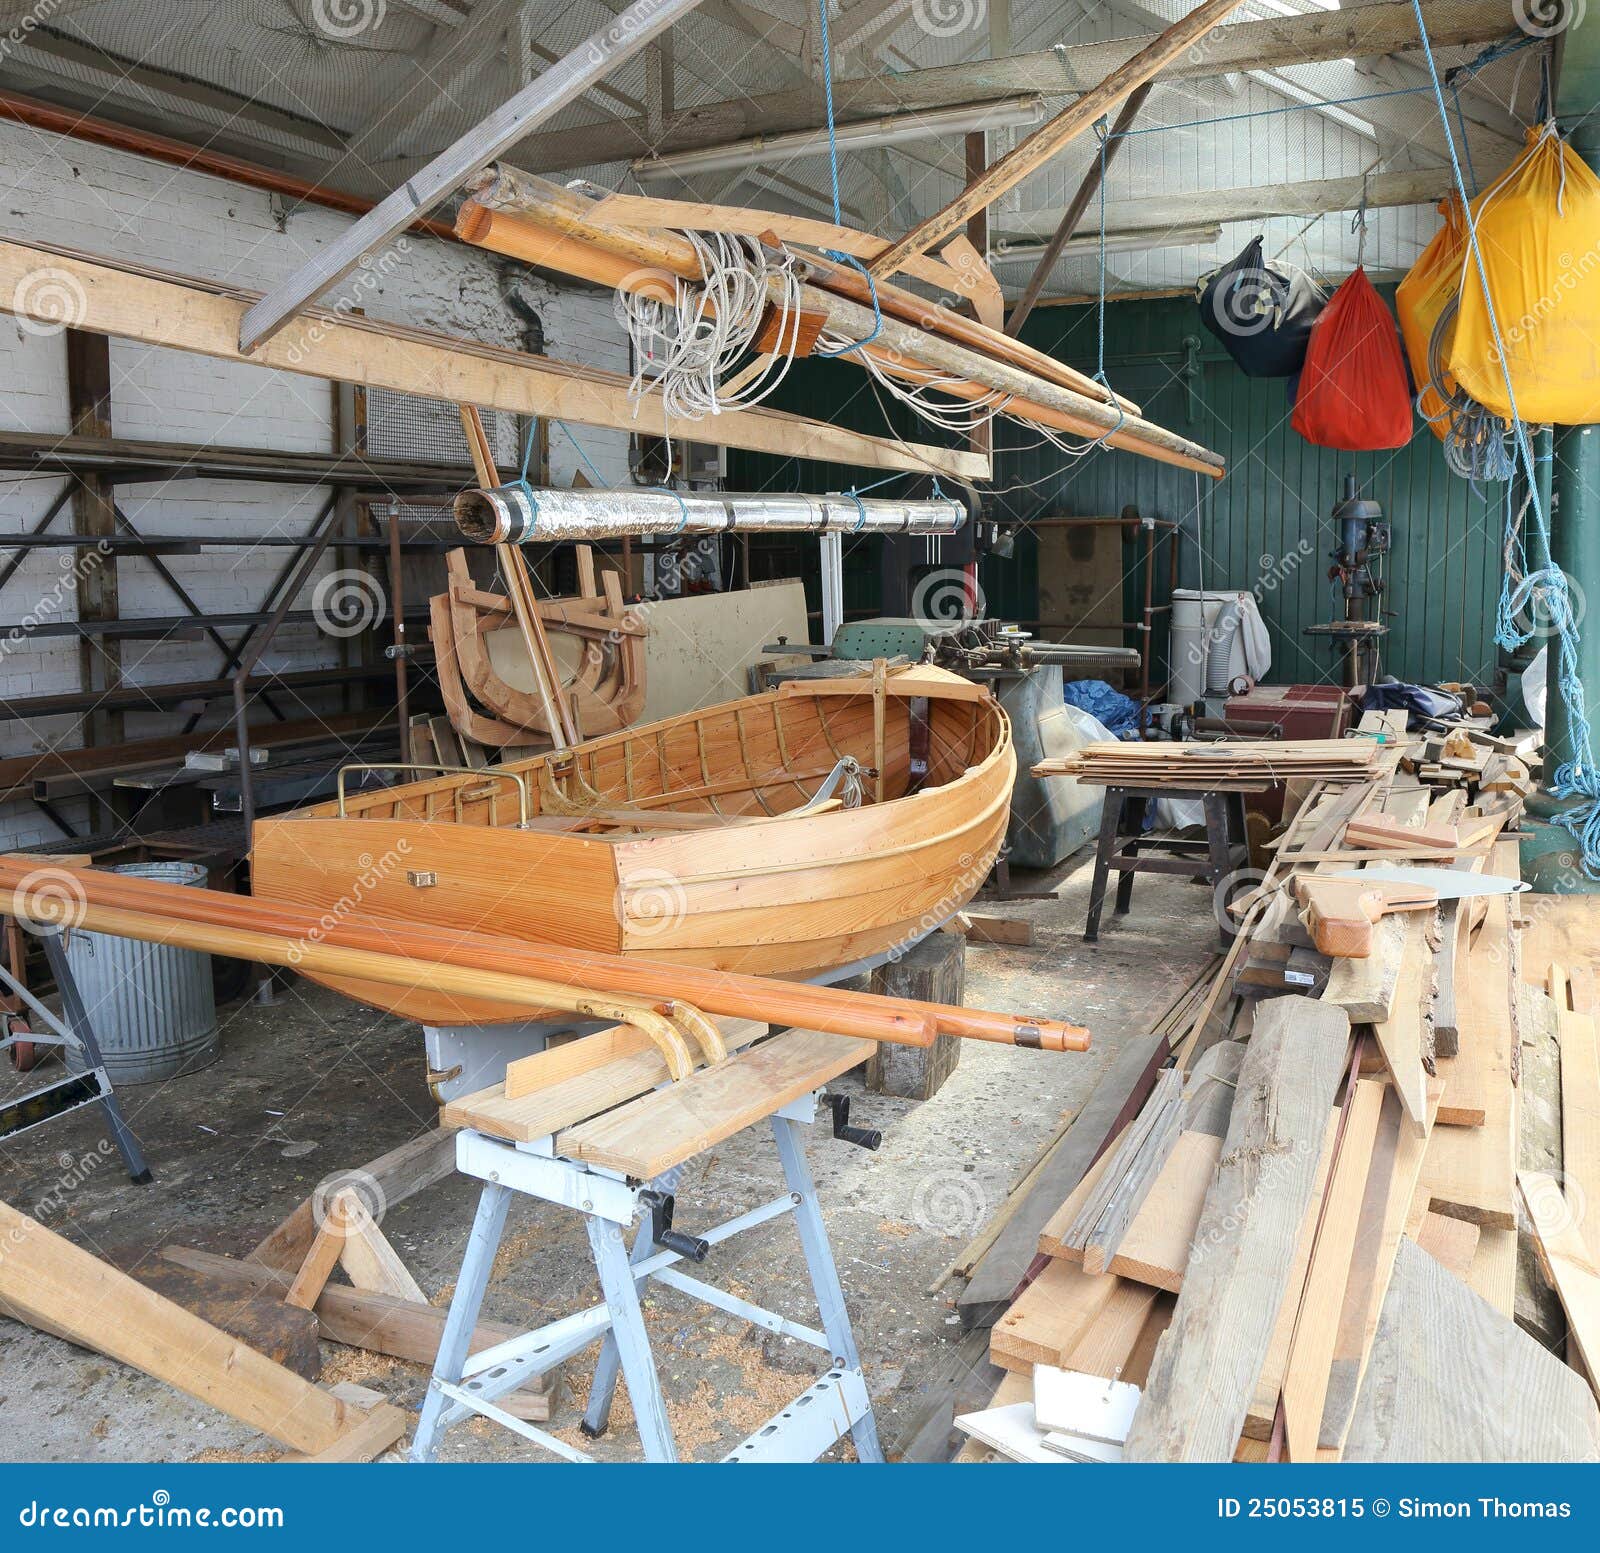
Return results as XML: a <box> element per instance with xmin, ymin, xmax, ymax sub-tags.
<box><xmin>251</xmin><ymin>672</ymin><xmax>1013</xmax><ymax>1026</ymax></box>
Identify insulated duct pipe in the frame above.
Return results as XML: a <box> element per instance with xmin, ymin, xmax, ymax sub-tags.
<box><xmin>456</xmin><ymin>485</ymin><xmax>968</xmax><ymax>545</ymax></box>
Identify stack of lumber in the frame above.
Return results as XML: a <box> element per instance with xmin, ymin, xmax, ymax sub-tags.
<box><xmin>957</xmin><ymin>722</ymin><xmax>1600</xmax><ymax>1462</ymax></box>
<box><xmin>1033</xmin><ymin>739</ymin><xmax>1387</xmax><ymax>793</ymax></box>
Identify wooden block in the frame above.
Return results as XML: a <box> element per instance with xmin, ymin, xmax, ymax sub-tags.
<box><xmin>284</xmin><ymin>1216</ymin><xmax>344</xmax><ymax>1311</ymax></box>
<box><xmin>867</xmin><ymin>931</ymin><xmax>964</xmax><ymax>1101</ymax></box>
<box><xmin>1369</xmin><ymin>913</ymin><xmax>1431</xmax><ymax>1138</ymax></box>
<box><xmin>988</xmin><ymin>1260</ymin><xmax>1119</xmax><ymax>1374</ymax></box>
<box><xmin>1551</xmin><ymin>967</ymin><xmax>1600</xmax><ymax>1261</ymax></box>
<box><xmin>1519</xmin><ymin>1171</ymin><xmax>1600</xmax><ymax>1395</ymax></box>
<box><xmin>960</xmin><ymin>913</ymin><xmax>1034</xmax><ymax>947</ymax></box>
<box><xmin>1465</xmin><ymin>1225</ymin><xmax>1517</xmax><ymax>1318</ymax></box>
<box><xmin>1322</xmin><ymin>911</ymin><xmax>1407</xmax><ymax>1022</ymax></box>
<box><xmin>338</xmin><ymin>1213</ymin><xmax>427</xmax><ymax>1305</ymax></box>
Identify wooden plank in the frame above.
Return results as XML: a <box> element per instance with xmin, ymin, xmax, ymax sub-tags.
<box><xmin>1345</xmin><ymin>1238</ymin><xmax>1600</xmax><ymax>1461</ymax></box>
<box><xmin>1042</xmin><ymin>1130</ymin><xmax>1222</xmax><ymax>1294</ymax></box>
<box><xmin>1281</xmin><ymin>1078</ymin><xmax>1385</xmax><ymax>1461</ymax></box>
<box><xmin>958</xmin><ymin>1032</ymin><xmax>1168</xmax><ymax>1328</ymax></box>
<box><xmin>555</xmin><ymin>1029</ymin><xmax>873</xmax><ymax>1178</ymax></box>
<box><xmin>0</xmin><ymin>240</ymin><xmax>982</xmax><ymax>481</ymax></box>
<box><xmin>339</xmin><ymin>1216</ymin><xmax>428</xmax><ymax>1305</ymax></box>
<box><xmin>284</xmin><ymin>1216</ymin><xmax>344</xmax><ymax>1311</ymax></box>
<box><xmin>450</xmin><ymin>1016</ymin><xmax>771</xmax><ymax>1142</ymax></box>
<box><xmin>0</xmin><ymin>1200</ymin><xmax>391</xmax><ymax>1457</ymax></box>
<box><xmin>988</xmin><ymin>1259</ymin><xmax>1118</xmax><ymax>1373</ymax></box>
<box><xmin>1123</xmin><ymin>996</ymin><xmax>1350</xmax><ymax>1460</ymax></box>
<box><xmin>1369</xmin><ymin>913</ymin><xmax>1432</xmax><ymax>1137</ymax></box>
<box><xmin>1552</xmin><ymin>966</ymin><xmax>1600</xmax><ymax>1260</ymax></box>
<box><xmin>1414</xmin><ymin>1211</ymin><xmax>1480</xmax><ymax>1278</ymax></box>
<box><xmin>1465</xmin><ymin>1226</ymin><xmax>1518</xmax><ymax>1317</ymax></box>
<box><xmin>1520</xmin><ymin>1170</ymin><xmax>1600</xmax><ymax>1394</ymax></box>
<box><xmin>1244</xmin><ymin>1110</ymin><xmax>1340</xmax><ymax>1440</ymax></box>
<box><xmin>960</xmin><ymin>913</ymin><xmax>1034</xmax><ymax>947</ymax></box>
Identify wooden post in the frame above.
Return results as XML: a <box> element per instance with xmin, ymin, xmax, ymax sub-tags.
<box><xmin>867</xmin><ymin>931</ymin><xmax>966</xmax><ymax>1100</ymax></box>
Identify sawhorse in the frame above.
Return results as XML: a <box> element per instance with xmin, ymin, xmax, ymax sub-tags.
<box><xmin>413</xmin><ymin>1027</ymin><xmax>884</xmax><ymax>1463</ymax></box>
<box><xmin>0</xmin><ymin>925</ymin><xmax>151</xmax><ymax>1182</ymax></box>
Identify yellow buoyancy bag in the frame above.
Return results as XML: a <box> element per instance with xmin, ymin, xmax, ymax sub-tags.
<box><xmin>1448</xmin><ymin>123</ymin><xmax>1600</xmax><ymax>425</ymax></box>
<box><xmin>1396</xmin><ymin>195</ymin><xmax>1466</xmax><ymax>440</ymax></box>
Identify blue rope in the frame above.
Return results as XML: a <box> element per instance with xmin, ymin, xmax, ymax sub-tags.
<box><xmin>554</xmin><ymin>419</ymin><xmax>608</xmax><ymax>486</ymax></box>
<box><xmin>1407</xmin><ymin>0</ymin><xmax>1600</xmax><ymax>872</ymax></box>
<box><xmin>812</xmin><ymin>0</ymin><xmax>883</xmax><ymax>360</ymax></box>
<box><xmin>845</xmin><ymin>490</ymin><xmax>868</xmax><ymax>533</ymax></box>
<box><xmin>653</xmin><ymin>485</ymin><xmax>692</xmax><ymax>533</ymax></box>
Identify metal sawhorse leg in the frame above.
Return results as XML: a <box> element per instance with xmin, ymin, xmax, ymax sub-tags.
<box><xmin>412</xmin><ymin>1092</ymin><xmax>883</xmax><ymax>1464</ymax></box>
<box><xmin>0</xmin><ymin>926</ymin><xmax>151</xmax><ymax>1182</ymax></box>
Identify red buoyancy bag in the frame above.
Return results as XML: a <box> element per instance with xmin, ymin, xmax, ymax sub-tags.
<box><xmin>1291</xmin><ymin>267</ymin><xmax>1413</xmax><ymax>451</ymax></box>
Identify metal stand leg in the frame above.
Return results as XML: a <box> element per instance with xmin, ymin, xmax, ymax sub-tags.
<box><xmin>585</xmin><ymin>1212</ymin><xmax>677</xmax><ymax>1462</ymax></box>
<box><xmin>1203</xmin><ymin>792</ymin><xmax>1239</xmax><ymax>946</ymax></box>
<box><xmin>1114</xmin><ymin>795</ymin><xmax>1146</xmax><ymax>917</ymax></box>
<box><xmin>1084</xmin><ymin>788</ymin><xmax>1125</xmax><ymax>943</ymax></box>
<box><xmin>37</xmin><ymin>931</ymin><xmax>151</xmax><ymax>1184</ymax></box>
<box><xmin>770</xmin><ymin>1115</ymin><xmax>884</xmax><ymax>1463</ymax></box>
<box><xmin>582</xmin><ymin>1163</ymin><xmax>681</xmax><ymax>1438</ymax></box>
<box><xmin>412</xmin><ymin>1179</ymin><xmax>512</xmax><ymax>1461</ymax></box>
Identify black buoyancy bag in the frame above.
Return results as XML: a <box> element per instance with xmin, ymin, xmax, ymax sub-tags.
<box><xmin>1198</xmin><ymin>237</ymin><xmax>1326</xmax><ymax>377</ymax></box>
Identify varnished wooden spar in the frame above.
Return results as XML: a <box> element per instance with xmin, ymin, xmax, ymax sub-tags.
<box><xmin>0</xmin><ymin>858</ymin><xmax>1089</xmax><ymax>1053</ymax></box>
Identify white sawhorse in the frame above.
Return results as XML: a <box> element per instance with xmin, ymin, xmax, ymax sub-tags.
<box><xmin>412</xmin><ymin>1081</ymin><xmax>884</xmax><ymax>1463</ymax></box>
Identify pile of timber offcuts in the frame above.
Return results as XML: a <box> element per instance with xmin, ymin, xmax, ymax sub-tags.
<box><xmin>1033</xmin><ymin>739</ymin><xmax>1388</xmax><ymax>792</ymax></box>
<box><xmin>935</xmin><ymin>723</ymin><xmax>1600</xmax><ymax>1462</ymax></box>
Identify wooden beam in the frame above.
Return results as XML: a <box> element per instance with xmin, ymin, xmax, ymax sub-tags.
<box><xmin>0</xmin><ymin>1199</ymin><xmax>400</xmax><ymax>1457</ymax></box>
<box><xmin>870</xmin><ymin>0</ymin><xmax>1252</xmax><ymax>276</ymax></box>
<box><xmin>0</xmin><ymin>240</ymin><xmax>981</xmax><ymax>481</ymax></box>
<box><xmin>1123</xmin><ymin>996</ymin><xmax>1350</xmax><ymax>1461</ymax></box>
<box><xmin>504</xmin><ymin>0</ymin><xmax>1514</xmax><ymax>171</ymax></box>
<box><xmin>1005</xmin><ymin>83</ymin><xmax>1150</xmax><ymax>337</ymax></box>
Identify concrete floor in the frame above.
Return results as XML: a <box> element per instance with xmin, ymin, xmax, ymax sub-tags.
<box><xmin>0</xmin><ymin>852</ymin><xmax>1218</xmax><ymax>1462</ymax></box>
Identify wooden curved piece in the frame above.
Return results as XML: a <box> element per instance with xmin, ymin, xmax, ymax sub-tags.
<box><xmin>662</xmin><ymin>999</ymin><xmax>728</xmax><ymax>1067</ymax></box>
<box><xmin>429</xmin><ymin>593</ymin><xmax>544</xmax><ymax>749</ymax></box>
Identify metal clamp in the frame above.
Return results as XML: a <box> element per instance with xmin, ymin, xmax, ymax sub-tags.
<box><xmin>337</xmin><ymin>763</ymin><xmax>531</xmax><ymax>826</ymax></box>
<box><xmin>825</xmin><ymin>1095</ymin><xmax>881</xmax><ymax>1152</ymax></box>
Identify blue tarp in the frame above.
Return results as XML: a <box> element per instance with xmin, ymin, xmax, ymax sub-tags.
<box><xmin>1063</xmin><ymin>678</ymin><xmax>1140</xmax><ymax>736</ymax></box>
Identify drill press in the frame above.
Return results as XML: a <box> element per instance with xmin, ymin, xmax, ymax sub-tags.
<box><xmin>1305</xmin><ymin>474</ymin><xmax>1391</xmax><ymax>687</ymax></box>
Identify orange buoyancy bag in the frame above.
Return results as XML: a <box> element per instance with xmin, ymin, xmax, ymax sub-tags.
<box><xmin>1396</xmin><ymin>195</ymin><xmax>1466</xmax><ymax>440</ymax></box>
<box><xmin>1291</xmin><ymin>267</ymin><xmax>1414</xmax><ymax>450</ymax></box>
<box><xmin>1448</xmin><ymin>123</ymin><xmax>1600</xmax><ymax>424</ymax></box>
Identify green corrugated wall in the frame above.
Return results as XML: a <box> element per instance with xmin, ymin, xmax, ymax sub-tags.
<box><xmin>726</xmin><ymin>288</ymin><xmax>1507</xmax><ymax>694</ymax></box>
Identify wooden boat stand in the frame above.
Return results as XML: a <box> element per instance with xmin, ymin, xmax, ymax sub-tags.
<box><xmin>0</xmin><ymin>925</ymin><xmax>150</xmax><ymax>1182</ymax></box>
<box><xmin>414</xmin><ymin>1028</ymin><xmax>885</xmax><ymax>1464</ymax></box>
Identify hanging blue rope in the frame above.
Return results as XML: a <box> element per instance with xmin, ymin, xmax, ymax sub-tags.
<box><xmin>812</xmin><ymin>0</ymin><xmax>883</xmax><ymax>360</ymax></box>
<box><xmin>1407</xmin><ymin>0</ymin><xmax>1600</xmax><ymax>874</ymax></box>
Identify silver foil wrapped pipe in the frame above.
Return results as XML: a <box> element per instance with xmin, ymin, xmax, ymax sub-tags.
<box><xmin>455</xmin><ymin>484</ymin><xmax>968</xmax><ymax>545</ymax></box>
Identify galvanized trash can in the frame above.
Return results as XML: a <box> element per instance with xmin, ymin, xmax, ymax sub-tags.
<box><xmin>64</xmin><ymin>862</ymin><xmax>220</xmax><ymax>1084</ymax></box>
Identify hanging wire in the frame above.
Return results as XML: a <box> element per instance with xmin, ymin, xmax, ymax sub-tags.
<box><xmin>1407</xmin><ymin>0</ymin><xmax>1600</xmax><ymax>873</ymax></box>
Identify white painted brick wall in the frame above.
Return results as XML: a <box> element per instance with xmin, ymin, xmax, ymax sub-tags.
<box><xmin>0</xmin><ymin>122</ymin><xmax>633</xmax><ymax>847</ymax></box>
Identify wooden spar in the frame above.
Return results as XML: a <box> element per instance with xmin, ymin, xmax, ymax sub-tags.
<box><xmin>0</xmin><ymin>239</ymin><xmax>985</xmax><ymax>482</ymax></box>
<box><xmin>471</xmin><ymin>169</ymin><xmax>1137</xmax><ymax>416</ymax></box>
<box><xmin>0</xmin><ymin>859</ymin><xmax>1089</xmax><ymax>1053</ymax></box>
<box><xmin>464</xmin><ymin>166</ymin><xmax>1137</xmax><ymax>414</ymax></box>
<box><xmin>1005</xmin><ymin>83</ymin><xmax>1152</xmax><ymax>337</ymax></box>
<box><xmin>454</xmin><ymin>202</ymin><xmax>1226</xmax><ymax>480</ymax></box>
<box><xmin>458</xmin><ymin>406</ymin><xmax>579</xmax><ymax>749</ymax></box>
<box><xmin>869</xmin><ymin>0</ymin><xmax>1253</xmax><ymax>276</ymax></box>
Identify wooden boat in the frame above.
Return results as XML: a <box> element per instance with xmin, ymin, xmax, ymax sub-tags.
<box><xmin>250</xmin><ymin>665</ymin><xmax>1014</xmax><ymax>1026</ymax></box>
